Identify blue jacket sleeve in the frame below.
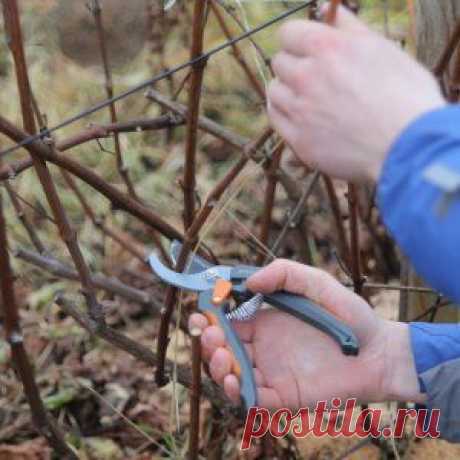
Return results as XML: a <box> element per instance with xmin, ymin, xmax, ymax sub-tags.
<box><xmin>377</xmin><ymin>105</ymin><xmax>460</xmax><ymax>303</ymax></box>
<box><xmin>378</xmin><ymin>106</ymin><xmax>460</xmax><ymax>441</ymax></box>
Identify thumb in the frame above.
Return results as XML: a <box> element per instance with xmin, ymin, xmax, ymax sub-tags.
<box><xmin>247</xmin><ymin>259</ymin><xmax>366</xmax><ymax>324</ymax></box>
<box><xmin>322</xmin><ymin>3</ymin><xmax>369</xmax><ymax>33</ymax></box>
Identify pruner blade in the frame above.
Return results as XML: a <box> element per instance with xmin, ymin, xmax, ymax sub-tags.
<box><xmin>148</xmin><ymin>253</ymin><xmax>232</xmax><ymax>292</ymax></box>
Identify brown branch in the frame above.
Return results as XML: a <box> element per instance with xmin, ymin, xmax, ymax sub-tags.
<box><xmin>323</xmin><ymin>175</ymin><xmax>351</xmax><ymax>268</ymax></box>
<box><xmin>0</xmin><ymin>191</ymin><xmax>77</xmax><ymax>458</ymax></box>
<box><xmin>210</xmin><ymin>0</ymin><xmax>265</xmax><ymax>100</ymax></box>
<box><xmin>58</xmin><ymin>115</ymin><xmax>183</xmax><ymax>151</ymax></box>
<box><xmin>4</xmin><ymin>181</ymin><xmax>45</xmax><ymax>253</ymax></box>
<box><xmin>6</xmin><ymin>187</ymin><xmax>55</xmax><ymax>224</ymax></box>
<box><xmin>0</xmin><ymin>116</ymin><xmax>184</xmax><ymax>241</ymax></box>
<box><xmin>214</xmin><ymin>0</ymin><xmax>273</xmax><ymax>77</ymax></box>
<box><xmin>183</xmin><ymin>0</ymin><xmax>208</xmax><ymax>229</ymax></box>
<box><xmin>347</xmin><ymin>184</ymin><xmax>364</xmax><ymax>294</ymax></box>
<box><xmin>60</xmin><ymin>170</ymin><xmax>147</xmax><ymax>264</ymax></box>
<box><xmin>34</xmin><ymin>142</ymin><xmax>105</xmax><ymax>321</ymax></box>
<box><xmin>55</xmin><ymin>295</ymin><xmax>229</xmax><ymax>407</ymax></box>
<box><xmin>325</xmin><ymin>0</ymin><xmax>341</xmax><ymax>24</ymax></box>
<box><xmin>146</xmin><ymin>89</ymin><xmax>248</xmax><ymax>149</ymax></box>
<box><xmin>189</xmin><ymin>327</ymin><xmax>202</xmax><ymax>460</ymax></box>
<box><xmin>358</xmin><ymin>282</ymin><xmax>438</xmax><ymax>295</ymax></box>
<box><xmin>14</xmin><ymin>247</ymin><xmax>160</xmax><ymax>311</ymax></box>
<box><xmin>398</xmin><ymin>257</ymin><xmax>411</xmax><ymax>322</ymax></box>
<box><xmin>155</xmin><ymin>127</ymin><xmax>273</xmax><ymax>386</ymax></box>
<box><xmin>257</xmin><ymin>142</ymin><xmax>283</xmax><ymax>265</ymax></box>
<box><xmin>0</xmin><ymin>115</ymin><xmax>183</xmax><ymax>180</ymax></box>
<box><xmin>92</xmin><ymin>0</ymin><xmax>138</xmax><ymax>200</ymax></box>
<box><xmin>433</xmin><ymin>19</ymin><xmax>460</xmax><ymax>79</ymax></box>
<box><xmin>2</xmin><ymin>0</ymin><xmax>104</xmax><ymax>322</ymax></box>
<box><xmin>61</xmin><ymin>121</ymin><xmax>172</xmax><ymax>264</ymax></box>
<box><xmin>268</xmin><ymin>171</ymin><xmax>320</xmax><ymax>260</ymax></box>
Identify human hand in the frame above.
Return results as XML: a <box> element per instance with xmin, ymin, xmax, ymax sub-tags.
<box><xmin>189</xmin><ymin>260</ymin><xmax>425</xmax><ymax>409</ymax></box>
<box><xmin>267</xmin><ymin>5</ymin><xmax>445</xmax><ymax>183</ymax></box>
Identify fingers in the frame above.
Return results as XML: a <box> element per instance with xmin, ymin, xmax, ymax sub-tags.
<box><xmin>267</xmin><ymin>76</ymin><xmax>298</xmax><ymax>110</ymax></box>
<box><xmin>224</xmin><ymin>375</ymin><xmax>284</xmax><ymax>409</ymax></box>
<box><xmin>271</xmin><ymin>54</ymin><xmax>312</xmax><ymax>93</ymax></box>
<box><xmin>209</xmin><ymin>347</ymin><xmax>233</xmax><ymax>384</ymax></box>
<box><xmin>201</xmin><ymin>325</ymin><xmax>226</xmax><ymax>360</ymax></box>
<box><xmin>189</xmin><ymin>312</ymin><xmax>208</xmax><ymax>330</ymax></box>
<box><xmin>267</xmin><ymin>100</ymin><xmax>296</xmax><ymax>145</ymax></box>
<box><xmin>223</xmin><ymin>374</ymin><xmax>240</xmax><ymax>404</ymax></box>
<box><xmin>247</xmin><ymin>259</ymin><xmax>330</xmax><ymax>298</ymax></box>
<box><xmin>208</xmin><ymin>347</ymin><xmax>263</xmax><ymax>383</ymax></box>
<box><xmin>190</xmin><ymin>314</ymin><xmax>271</xmax><ymax>407</ymax></box>
<box><xmin>188</xmin><ymin>313</ymin><xmax>254</xmax><ymax>343</ymax></box>
<box><xmin>278</xmin><ymin>19</ymin><xmax>339</xmax><ymax>58</ymax></box>
<box><xmin>246</xmin><ymin>259</ymin><xmax>371</xmax><ymax>327</ymax></box>
<box><xmin>277</xmin><ymin>6</ymin><xmax>369</xmax><ymax>59</ymax></box>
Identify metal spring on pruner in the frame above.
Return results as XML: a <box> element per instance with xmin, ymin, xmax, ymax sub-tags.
<box><xmin>225</xmin><ymin>293</ymin><xmax>264</xmax><ymax>321</ymax></box>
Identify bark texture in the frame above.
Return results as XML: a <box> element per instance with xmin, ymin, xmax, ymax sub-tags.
<box><xmin>415</xmin><ymin>0</ymin><xmax>460</xmax><ymax>69</ymax></box>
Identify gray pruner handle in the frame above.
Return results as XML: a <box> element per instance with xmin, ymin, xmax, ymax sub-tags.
<box><xmin>198</xmin><ymin>290</ymin><xmax>258</xmax><ymax>411</ymax></box>
<box><xmin>263</xmin><ymin>292</ymin><xmax>359</xmax><ymax>356</ymax></box>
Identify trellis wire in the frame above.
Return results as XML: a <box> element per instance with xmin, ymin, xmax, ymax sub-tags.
<box><xmin>0</xmin><ymin>1</ymin><xmax>314</xmax><ymax>159</ymax></box>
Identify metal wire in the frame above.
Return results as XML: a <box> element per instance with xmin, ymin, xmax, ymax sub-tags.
<box><xmin>0</xmin><ymin>1</ymin><xmax>314</xmax><ymax>158</ymax></box>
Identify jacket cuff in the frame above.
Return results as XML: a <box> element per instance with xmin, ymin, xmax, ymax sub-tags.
<box><xmin>409</xmin><ymin>323</ymin><xmax>460</xmax><ymax>440</ymax></box>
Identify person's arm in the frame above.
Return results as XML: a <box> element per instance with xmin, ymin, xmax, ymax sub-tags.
<box><xmin>378</xmin><ymin>106</ymin><xmax>460</xmax><ymax>302</ymax></box>
<box><xmin>378</xmin><ymin>105</ymin><xmax>460</xmax><ymax>441</ymax></box>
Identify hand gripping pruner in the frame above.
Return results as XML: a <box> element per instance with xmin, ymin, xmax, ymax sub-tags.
<box><xmin>149</xmin><ymin>241</ymin><xmax>359</xmax><ymax>410</ymax></box>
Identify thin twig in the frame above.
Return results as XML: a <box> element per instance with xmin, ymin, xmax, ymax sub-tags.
<box><xmin>60</xmin><ymin>169</ymin><xmax>147</xmax><ymax>264</ymax></box>
<box><xmin>398</xmin><ymin>257</ymin><xmax>410</xmax><ymax>322</ymax></box>
<box><xmin>183</xmin><ymin>0</ymin><xmax>209</xmax><ymax>229</ymax></box>
<box><xmin>433</xmin><ymin>19</ymin><xmax>460</xmax><ymax>78</ymax></box>
<box><xmin>323</xmin><ymin>175</ymin><xmax>351</xmax><ymax>268</ymax></box>
<box><xmin>92</xmin><ymin>0</ymin><xmax>139</xmax><ymax>200</ymax></box>
<box><xmin>347</xmin><ymin>184</ymin><xmax>364</xmax><ymax>294</ymax></box>
<box><xmin>4</xmin><ymin>181</ymin><xmax>45</xmax><ymax>252</ymax></box>
<box><xmin>348</xmin><ymin>281</ymin><xmax>439</xmax><ymax>295</ymax></box>
<box><xmin>215</xmin><ymin>0</ymin><xmax>274</xmax><ymax>77</ymax></box>
<box><xmin>189</xmin><ymin>327</ymin><xmax>202</xmax><ymax>460</ymax></box>
<box><xmin>146</xmin><ymin>88</ymin><xmax>248</xmax><ymax>149</ymax></box>
<box><xmin>210</xmin><ymin>0</ymin><xmax>265</xmax><ymax>99</ymax></box>
<box><xmin>0</xmin><ymin>115</ymin><xmax>184</xmax><ymax>241</ymax></box>
<box><xmin>411</xmin><ymin>296</ymin><xmax>446</xmax><ymax>322</ymax></box>
<box><xmin>257</xmin><ymin>142</ymin><xmax>283</xmax><ymax>265</ymax></box>
<box><xmin>14</xmin><ymin>247</ymin><xmax>161</xmax><ymax>311</ymax></box>
<box><xmin>3</xmin><ymin>0</ymin><xmax>103</xmax><ymax>322</ymax></box>
<box><xmin>0</xmin><ymin>115</ymin><xmax>183</xmax><ymax>181</ymax></box>
<box><xmin>0</xmin><ymin>189</ymin><xmax>76</xmax><ymax>458</ymax></box>
<box><xmin>4</xmin><ymin>187</ymin><xmax>55</xmax><ymax>223</ymax></box>
<box><xmin>269</xmin><ymin>171</ymin><xmax>320</xmax><ymax>260</ymax></box>
<box><xmin>59</xmin><ymin>115</ymin><xmax>184</xmax><ymax>151</ymax></box>
<box><xmin>337</xmin><ymin>436</ymin><xmax>372</xmax><ymax>459</ymax></box>
<box><xmin>325</xmin><ymin>0</ymin><xmax>341</xmax><ymax>24</ymax></box>
<box><xmin>55</xmin><ymin>295</ymin><xmax>229</xmax><ymax>407</ymax></box>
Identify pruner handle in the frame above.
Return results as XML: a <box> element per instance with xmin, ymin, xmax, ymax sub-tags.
<box><xmin>263</xmin><ymin>292</ymin><xmax>360</xmax><ymax>356</ymax></box>
<box><xmin>197</xmin><ymin>290</ymin><xmax>257</xmax><ymax>410</ymax></box>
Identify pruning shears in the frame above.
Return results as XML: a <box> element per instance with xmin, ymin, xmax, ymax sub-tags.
<box><xmin>149</xmin><ymin>241</ymin><xmax>359</xmax><ymax>409</ymax></box>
